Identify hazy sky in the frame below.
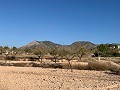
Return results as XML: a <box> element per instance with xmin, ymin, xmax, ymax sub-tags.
<box><xmin>0</xmin><ymin>0</ymin><xmax>120</xmax><ymax>47</ymax></box>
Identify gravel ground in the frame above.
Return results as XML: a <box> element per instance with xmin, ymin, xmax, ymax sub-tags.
<box><xmin>0</xmin><ymin>66</ymin><xmax>120</xmax><ymax>90</ymax></box>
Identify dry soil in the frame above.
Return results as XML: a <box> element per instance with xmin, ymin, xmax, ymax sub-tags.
<box><xmin>0</xmin><ymin>66</ymin><xmax>120</xmax><ymax>90</ymax></box>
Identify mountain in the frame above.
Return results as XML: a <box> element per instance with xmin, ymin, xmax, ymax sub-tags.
<box><xmin>20</xmin><ymin>41</ymin><xmax>62</xmax><ymax>50</ymax></box>
<box><xmin>71</xmin><ymin>41</ymin><xmax>96</xmax><ymax>50</ymax></box>
<box><xmin>20</xmin><ymin>41</ymin><xmax>96</xmax><ymax>50</ymax></box>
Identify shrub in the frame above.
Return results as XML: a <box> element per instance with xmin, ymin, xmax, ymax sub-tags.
<box><xmin>87</xmin><ymin>61</ymin><xmax>110</xmax><ymax>71</ymax></box>
<box><xmin>61</xmin><ymin>63</ymin><xmax>69</xmax><ymax>69</ymax></box>
<box><xmin>5</xmin><ymin>56</ymin><xmax>16</xmax><ymax>60</ymax></box>
<box><xmin>109</xmin><ymin>65</ymin><xmax>120</xmax><ymax>75</ymax></box>
<box><xmin>0</xmin><ymin>62</ymin><xmax>6</xmax><ymax>66</ymax></box>
<box><xmin>112</xmin><ymin>60</ymin><xmax>120</xmax><ymax>64</ymax></box>
<box><xmin>51</xmin><ymin>63</ymin><xmax>62</xmax><ymax>68</ymax></box>
<box><xmin>72</xmin><ymin>64</ymin><xmax>88</xmax><ymax>70</ymax></box>
<box><xmin>28</xmin><ymin>57</ymin><xmax>38</xmax><ymax>61</ymax></box>
<box><xmin>12</xmin><ymin>63</ymin><xmax>28</xmax><ymax>67</ymax></box>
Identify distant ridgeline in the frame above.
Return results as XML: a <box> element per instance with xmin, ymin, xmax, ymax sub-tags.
<box><xmin>20</xmin><ymin>41</ymin><xmax>96</xmax><ymax>50</ymax></box>
<box><xmin>0</xmin><ymin>41</ymin><xmax>120</xmax><ymax>57</ymax></box>
<box><xmin>19</xmin><ymin>41</ymin><xmax>120</xmax><ymax>57</ymax></box>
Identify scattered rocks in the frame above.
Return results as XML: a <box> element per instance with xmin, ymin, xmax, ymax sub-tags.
<box><xmin>0</xmin><ymin>66</ymin><xmax>119</xmax><ymax>90</ymax></box>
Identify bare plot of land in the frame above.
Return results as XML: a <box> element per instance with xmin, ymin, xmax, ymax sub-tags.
<box><xmin>0</xmin><ymin>66</ymin><xmax>120</xmax><ymax>90</ymax></box>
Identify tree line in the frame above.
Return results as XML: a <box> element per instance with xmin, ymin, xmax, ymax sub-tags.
<box><xmin>0</xmin><ymin>44</ymin><xmax>120</xmax><ymax>62</ymax></box>
<box><xmin>94</xmin><ymin>44</ymin><xmax>120</xmax><ymax>57</ymax></box>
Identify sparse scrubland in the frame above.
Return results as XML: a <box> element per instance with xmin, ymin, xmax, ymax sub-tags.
<box><xmin>0</xmin><ymin>42</ymin><xmax>120</xmax><ymax>90</ymax></box>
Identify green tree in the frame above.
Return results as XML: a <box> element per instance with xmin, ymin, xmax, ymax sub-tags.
<box><xmin>12</xmin><ymin>46</ymin><xmax>17</xmax><ymax>50</ymax></box>
<box><xmin>3</xmin><ymin>46</ymin><xmax>9</xmax><ymax>50</ymax></box>
<box><xmin>95</xmin><ymin>44</ymin><xmax>108</xmax><ymax>57</ymax></box>
<box><xmin>94</xmin><ymin>44</ymin><xmax>120</xmax><ymax>57</ymax></box>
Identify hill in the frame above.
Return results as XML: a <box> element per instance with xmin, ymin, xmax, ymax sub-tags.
<box><xmin>20</xmin><ymin>41</ymin><xmax>62</xmax><ymax>50</ymax></box>
<box><xmin>71</xmin><ymin>41</ymin><xmax>96</xmax><ymax>50</ymax></box>
<box><xmin>20</xmin><ymin>41</ymin><xmax>96</xmax><ymax>50</ymax></box>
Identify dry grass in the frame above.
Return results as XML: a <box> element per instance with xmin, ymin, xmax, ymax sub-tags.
<box><xmin>109</xmin><ymin>64</ymin><xmax>120</xmax><ymax>75</ymax></box>
<box><xmin>0</xmin><ymin>58</ymin><xmax>120</xmax><ymax>75</ymax></box>
<box><xmin>87</xmin><ymin>61</ymin><xmax>111</xmax><ymax>71</ymax></box>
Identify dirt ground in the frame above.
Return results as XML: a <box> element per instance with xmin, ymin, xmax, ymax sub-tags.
<box><xmin>0</xmin><ymin>66</ymin><xmax>120</xmax><ymax>90</ymax></box>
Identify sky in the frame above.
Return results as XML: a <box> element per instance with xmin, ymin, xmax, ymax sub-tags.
<box><xmin>0</xmin><ymin>0</ymin><xmax>120</xmax><ymax>47</ymax></box>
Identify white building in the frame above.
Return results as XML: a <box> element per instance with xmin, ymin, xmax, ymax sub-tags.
<box><xmin>117</xmin><ymin>45</ymin><xmax>120</xmax><ymax>49</ymax></box>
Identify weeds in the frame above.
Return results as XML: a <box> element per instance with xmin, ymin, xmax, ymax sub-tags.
<box><xmin>87</xmin><ymin>61</ymin><xmax>111</xmax><ymax>71</ymax></box>
<box><xmin>0</xmin><ymin>59</ymin><xmax>120</xmax><ymax>75</ymax></box>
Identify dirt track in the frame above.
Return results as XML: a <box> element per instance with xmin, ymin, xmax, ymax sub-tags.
<box><xmin>0</xmin><ymin>66</ymin><xmax>120</xmax><ymax>90</ymax></box>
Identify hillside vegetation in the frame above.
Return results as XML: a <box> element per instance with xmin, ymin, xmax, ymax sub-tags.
<box><xmin>0</xmin><ymin>41</ymin><xmax>120</xmax><ymax>74</ymax></box>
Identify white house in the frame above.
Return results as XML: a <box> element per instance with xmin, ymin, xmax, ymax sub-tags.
<box><xmin>117</xmin><ymin>45</ymin><xmax>120</xmax><ymax>49</ymax></box>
